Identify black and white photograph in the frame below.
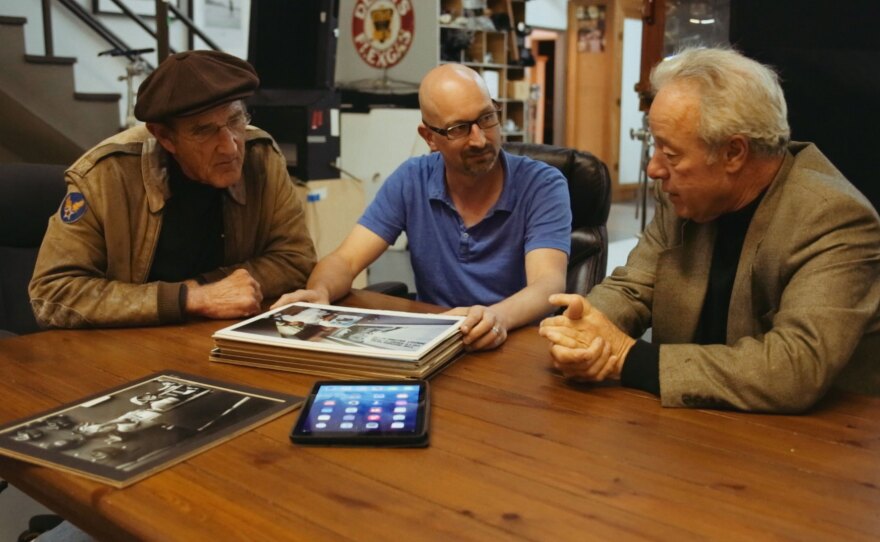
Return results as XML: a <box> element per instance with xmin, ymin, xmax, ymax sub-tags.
<box><xmin>0</xmin><ymin>372</ymin><xmax>300</xmax><ymax>487</ymax></box>
<box><xmin>214</xmin><ymin>302</ymin><xmax>464</xmax><ymax>361</ymax></box>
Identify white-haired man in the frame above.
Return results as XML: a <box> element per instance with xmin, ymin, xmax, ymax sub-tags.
<box><xmin>540</xmin><ymin>47</ymin><xmax>880</xmax><ymax>412</ymax></box>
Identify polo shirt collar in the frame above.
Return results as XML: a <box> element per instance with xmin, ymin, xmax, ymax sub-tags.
<box><xmin>428</xmin><ymin>149</ymin><xmax>515</xmax><ymax>213</ymax></box>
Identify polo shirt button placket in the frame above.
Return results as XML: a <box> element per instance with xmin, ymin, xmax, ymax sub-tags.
<box><xmin>460</xmin><ymin>231</ymin><xmax>469</xmax><ymax>259</ymax></box>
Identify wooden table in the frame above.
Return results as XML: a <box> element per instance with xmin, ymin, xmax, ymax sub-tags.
<box><xmin>0</xmin><ymin>290</ymin><xmax>878</xmax><ymax>541</ymax></box>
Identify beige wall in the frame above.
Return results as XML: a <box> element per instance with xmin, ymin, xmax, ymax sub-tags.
<box><xmin>298</xmin><ymin>178</ymin><xmax>367</xmax><ymax>288</ymax></box>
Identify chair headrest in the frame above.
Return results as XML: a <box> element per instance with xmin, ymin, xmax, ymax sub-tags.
<box><xmin>0</xmin><ymin>163</ymin><xmax>68</xmax><ymax>247</ymax></box>
<box><xmin>503</xmin><ymin>142</ymin><xmax>611</xmax><ymax>229</ymax></box>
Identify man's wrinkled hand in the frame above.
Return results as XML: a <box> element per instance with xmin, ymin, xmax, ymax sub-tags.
<box><xmin>538</xmin><ymin>294</ymin><xmax>635</xmax><ymax>381</ymax></box>
<box><xmin>444</xmin><ymin>305</ymin><xmax>507</xmax><ymax>351</ymax></box>
<box><xmin>185</xmin><ymin>268</ymin><xmax>263</xmax><ymax>319</ymax></box>
<box><xmin>541</xmin><ymin>331</ymin><xmax>622</xmax><ymax>382</ymax></box>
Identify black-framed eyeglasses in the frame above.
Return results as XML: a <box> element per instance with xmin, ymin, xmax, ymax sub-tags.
<box><xmin>423</xmin><ymin>102</ymin><xmax>502</xmax><ymax>140</ymax></box>
<box><xmin>184</xmin><ymin>112</ymin><xmax>251</xmax><ymax>143</ymax></box>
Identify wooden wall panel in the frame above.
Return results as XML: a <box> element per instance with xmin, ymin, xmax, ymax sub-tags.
<box><xmin>566</xmin><ymin>0</ymin><xmax>648</xmax><ymax>201</ymax></box>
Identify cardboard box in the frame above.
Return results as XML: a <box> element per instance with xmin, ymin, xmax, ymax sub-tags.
<box><xmin>507</xmin><ymin>80</ymin><xmax>531</xmax><ymax>101</ymax></box>
<box><xmin>296</xmin><ymin>178</ymin><xmax>367</xmax><ymax>288</ymax></box>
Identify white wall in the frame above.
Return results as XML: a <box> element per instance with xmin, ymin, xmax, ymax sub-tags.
<box><xmin>526</xmin><ymin>0</ymin><xmax>567</xmax><ymax>30</ymax></box>
<box><xmin>0</xmin><ymin>0</ymin><xmax>250</xmax><ymax>127</ymax></box>
<box><xmin>190</xmin><ymin>0</ymin><xmax>250</xmax><ymax>59</ymax></box>
<box><xmin>618</xmin><ymin>17</ymin><xmax>643</xmax><ymax>185</ymax></box>
<box><xmin>339</xmin><ymin>109</ymin><xmax>429</xmax><ymax>252</ymax></box>
<box><xmin>340</xmin><ymin>109</ymin><xmax>428</xmax><ymax>205</ymax></box>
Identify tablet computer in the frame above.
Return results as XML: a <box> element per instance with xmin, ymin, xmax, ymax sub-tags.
<box><xmin>290</xmin><ymin>380</ymin><xmax>429</xmax><ymax>447</ymax></box>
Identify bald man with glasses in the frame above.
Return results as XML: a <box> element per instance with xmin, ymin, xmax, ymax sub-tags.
<box><xmin>30</xmin><ymin>50</ymin><xmax>316</xmax><ymax>329</ymax></box>
<box><xmin>274</xmin><ymin>64</ymin><xmax>571</xmax><ymax>350</ymax></box>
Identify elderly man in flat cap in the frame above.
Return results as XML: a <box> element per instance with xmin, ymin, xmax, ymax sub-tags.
<box><xmin>29</xmin><ymin>50</ymin><xmax>316</xmax><ymax>328</ymax></box>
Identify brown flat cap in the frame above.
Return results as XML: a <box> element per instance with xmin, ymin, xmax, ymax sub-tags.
<box><xmin>134</xmin><ymin>50</ymin><xmax>259</xmax><ymax>122</ymax></box>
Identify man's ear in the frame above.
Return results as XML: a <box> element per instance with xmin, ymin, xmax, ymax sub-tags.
<box><xmin>146</xmin><ymin>122</ymin><xmax>177</xmax><ymax>155</ymax></box>
<box><xmin>417</xmin><ymin>124</ymin><xmax>439</xmax><ymax>152</ymax></box>
<box><xmin>724</xmin><ymin>135</ymin><xmax>748</xmax><ymax>173</ymax></box>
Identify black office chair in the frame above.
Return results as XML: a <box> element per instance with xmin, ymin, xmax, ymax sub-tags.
<box><xmin>0</xmin><ymin>163</ymin><xmax>68</xmax><ymax>336</ymax></box>
<box><xmin>366</xmin><ymin>143</ymin><xmax>612</xmax><ymax>298</ymax></box>
<box><xmin>503</xmin><ymin>142</ymin><xmax>611</xmax><ymax>295</ymax></box>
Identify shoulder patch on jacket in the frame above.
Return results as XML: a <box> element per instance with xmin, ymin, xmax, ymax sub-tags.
<box><xmin>60</xmin><ymin>193</ymin><xmax>88</xmax><ymax>223</ymax></box>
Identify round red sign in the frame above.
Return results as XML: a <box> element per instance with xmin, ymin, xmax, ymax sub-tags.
<box><xmin>351</xmin><ymin>0</ymin><xmax>415</xmax><ymax>69</ymax></box>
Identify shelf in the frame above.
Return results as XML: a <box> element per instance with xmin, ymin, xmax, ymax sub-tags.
<box><xmin>439</xmin><ymin>0</ymin><xmax>531</xmax><ymax>142</ymax></box>
<box><xmin>457</xmin><ymin>64</ymin><xmax>528</xmax><ymax>71</ymax></box>
<box><xmin>459</xmin><ymin>61</ymin><xmax>507</xmax><ymax>69</ymax></box>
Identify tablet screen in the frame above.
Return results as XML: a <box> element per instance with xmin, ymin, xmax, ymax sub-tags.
<box><xmin>291</xmin><ymin>380</ymin><xmax>429</xmax><ymax>446</ymax></box>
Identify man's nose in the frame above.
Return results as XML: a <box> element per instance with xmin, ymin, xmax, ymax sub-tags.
<box><xmin>215</xmin><ymin>126</ymin><xmax>238</xmax><ymax>152</ymax></box>
<box><xmin>466</xmin><ymin>122</ymin><xmax>487</xmax><ymax>146</ymax></box>
<box><xmin>646</xmin><ymin>151</ymin><xmax>667</xmax><ymax>182</ymax></box>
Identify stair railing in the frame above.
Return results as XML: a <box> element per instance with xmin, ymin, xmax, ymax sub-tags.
<box><xmin>41</xmin><ymin>0</ymin><xmax>151</xmax><ymax>67</ymax></box>
<box><xmin>167</xmin><ymin>2</ymin><xmax>222</xmax><ymax>58</ymax></box>
<box><xmin>39</xmin><ymin>0</ymin><xmax>222</xmax><ymax>68</ymax></box>
<box><xmin>102</xmin><ymin>0</ymin><xmax>223</xmax><ymax>61</ymax></box>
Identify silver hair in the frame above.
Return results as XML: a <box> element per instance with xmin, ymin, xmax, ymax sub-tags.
<box><xmin>650</xmin><ymin>47</ymin><xmax>790</xmax><ymax>157</ymax></box>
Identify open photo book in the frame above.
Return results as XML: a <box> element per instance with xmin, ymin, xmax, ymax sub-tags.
<box><xmin>210</xmin><ymin>302</ymin><xmax>466</xmax><ymax>379</ymax></box>
<box><xmin>0</xmin><ymin>372</ymin><xmax>301</xmax><ymax>488</ymax></box>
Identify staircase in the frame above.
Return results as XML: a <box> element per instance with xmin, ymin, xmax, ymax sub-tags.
<box><xmin>0</xmin><ymin>15</ymin><xmax>121</xmax><ymax>165</ymax></box>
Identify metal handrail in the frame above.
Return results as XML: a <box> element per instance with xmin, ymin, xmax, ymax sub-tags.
<box><xmin>47</xmin><ymin>0</ymin><xmax>152</xmax><ymax>67</ymax></box>
<box><xmin>41</xmin><ymin>0</ymin><xmax>53</xmax><ymax>58</ymax></box>
<box><xmin>109</xmin><ymin>0</ymin><xmax>223</xmax><ymax>61</ymax></box>
<box><xmin>168</xmin><ymin>2</ymin><xmax>221</xmax><ymax>52</ymax></box>
<box><xmin>39</xmin><ymin>0</ymin><xmax>223</xmax><ymax>68</ymax></box>
<box><xmin>104</xmin><ymin>0</ymin><xmax>178</xmax><ymax>57</ymax></box>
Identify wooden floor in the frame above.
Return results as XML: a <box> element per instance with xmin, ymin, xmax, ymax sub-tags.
<box><xmin>0</xmin><ymin>479</ymin><xmax>54</xmax><ymax>539</ymax></box>
<box><xmin>606</xmin><ymin>197</ymin><xmax>654</xmax><ymax>243</ymax></box>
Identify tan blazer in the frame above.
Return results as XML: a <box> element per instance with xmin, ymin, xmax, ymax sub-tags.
<box><xmin>589</xmin><ymin>143</ymin><xmax>880</xmax><ymax>412</ymax></box>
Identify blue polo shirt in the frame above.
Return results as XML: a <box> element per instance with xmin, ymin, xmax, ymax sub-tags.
<box><xmin>358</xmin><ymin>150</ymin><xmax>571</xmax><ymax>308</ymax></box>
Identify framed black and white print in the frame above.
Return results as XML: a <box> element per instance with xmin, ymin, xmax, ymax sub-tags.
<box><xmin>0</xmin><ymin>371</ymin><xmax>301</xmax><ymax>487</ymax></box>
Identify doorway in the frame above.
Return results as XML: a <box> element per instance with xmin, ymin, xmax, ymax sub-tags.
<box><xmin>530</xmin><ymin>29</ymin><xmax>564</xmax><ymax>145</ymax></box>
<box><xmin>618</xmin><ymin>17</ymin><xmax>644</xmax><ymax>188</ymax></box>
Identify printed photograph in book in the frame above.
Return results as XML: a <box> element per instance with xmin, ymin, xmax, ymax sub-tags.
<box><xmin>0</xmin><ymin>372</ymin><xmax>300</xmax><ymax>487</ymax></box>
<box><xmin>230</xmin><ymin>304</ymin><xmax>462</xmax><ymax>353</ymax></box>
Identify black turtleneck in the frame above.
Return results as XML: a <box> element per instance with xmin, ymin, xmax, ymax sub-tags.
<box><xmin>620</xmin><ymin>194</ymin><xmax>765</xmax><ymax>395</ymax></box>
<box><xmin>147</xmin><ymin>159</ymin><xmax>225</xmax><ymax>284</ymax></box>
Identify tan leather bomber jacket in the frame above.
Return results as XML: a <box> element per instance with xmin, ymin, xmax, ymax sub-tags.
<box><xmin>29</xmin><ymin>125</ymin><xmax>316</xmax><ymax>328</ymax></box>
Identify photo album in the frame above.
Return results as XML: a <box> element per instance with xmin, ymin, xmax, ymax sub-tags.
<box><xmin>210</xmin><ymin>302</ymin><xmax>465</xmax><ymax>379</ymax></box>
<box><xmin>0</xmin><ymin>372</ymin><xmax>301</xmax><ymax>487</ymax></box>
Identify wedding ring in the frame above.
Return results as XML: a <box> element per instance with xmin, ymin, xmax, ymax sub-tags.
<box><xmin>492</xmin><ymin>325</ymin><xmax>501</xmax><ymax>335</ymax></box>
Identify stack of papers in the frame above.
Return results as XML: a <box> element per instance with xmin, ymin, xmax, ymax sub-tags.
<box><xmin>210</xmin><ymin>303</ymin><xmax>465</xmax><ymax>380</ymax></box>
